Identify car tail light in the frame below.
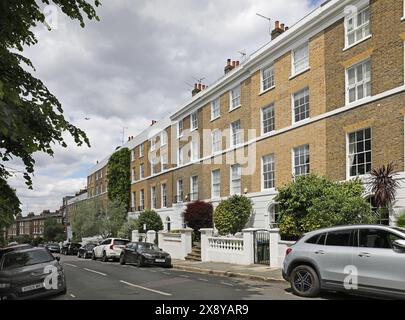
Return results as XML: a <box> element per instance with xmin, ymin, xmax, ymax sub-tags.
<box><xmin>286</xmin><ymin>248</ymin><xmax>292</xmax><ymax>256</ymax></box>
<box><xmin>110</xmin><ymin>244</ymin><xmax>114</xmax><ymax>250</ymax></box>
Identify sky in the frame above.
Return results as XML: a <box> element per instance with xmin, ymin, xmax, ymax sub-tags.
<box><xmin>8</xmin><ymin>0</ymin><xmax>323</xmax><ymax>215</ymax></box>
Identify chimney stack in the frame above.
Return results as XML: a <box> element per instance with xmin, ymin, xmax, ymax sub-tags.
<box><xmin>271</xmin><ymin>20</ymin><xmax>284</xmax><ymax>40</ymax></box>
<box><xmin>151</xmin><ymin>120</ymin><xmax>157</xmax><ymax>126</ymax></box>
<box><xmin>224</xmin><ymin>58</ymin><xmax>234</xmax><ymax>74</ymax></box>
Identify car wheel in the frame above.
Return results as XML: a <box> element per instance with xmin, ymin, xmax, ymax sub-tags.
<box><xmin>120</xmin><ymin>254</ymin><xmax>126</xmax><ymax>265</ymax></box>
<box><xmin>290</xmin><ymin>265</ymin><xmax>321</xmax><ymax>298</ymax></box>
<box><xmin>102</xmin><ymin>251</ymin><xmax>108</xmax><ymax>262</ymax></box>
<box><xmin>91</xmin><ymin>251</ymin><xmax>96</xmax><ymax>260</ymax></box>
<box><xmin>137</xmin><ymin>256</ymin><xmax>144</xmax><ymax>267</ymax></box>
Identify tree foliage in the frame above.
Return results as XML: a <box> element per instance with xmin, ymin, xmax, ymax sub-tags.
<box><xmin>397</xmin><ymin>211</ymin><xmax>405</xmax><ymax>228</ymax></box>
<box><xmin>117</xmin><ymin>218</ymin><xmax>139</xmax><ymax>240</ymax></box>
<box><xmin>183</xmin><ymin>201</ymin><xmax>213</xmax><ymax>240</ymax></box>
<box><xmin>369</xmin><ymin>162</ymin><xmax>400</xmax><ymax>209</ymax></box>
<box><xmin>107</xmin><ymin>148</ymin><xmax>130</xmax><ymax>210</ymax></box>
<box><xmin>43</xmin><ymin>217</ymin><xmax>65</xmax><ymax>242</ymax></box>
<box><xmin>0</xmin><ymin>179</ymin><xmax>20</xmax><ymax>230</ymax></box>
<box><xmin>0</xmin><ymin>0</ymin><xmax>100</xmax><ymax>230</ymax></box>
<box><xmin>213</xmin><ymin>195</ymin><xmax>253</xmax><ymax>235</ymax></box>
<box><xmin>276</xmin><ymin>174</ymin><xmax>377</xmax><ymax>239</ymax></box>
<box><xmin>137</xmin><ymin>210</ymin><xmax>163</xmax><ymax>233</ymax></box>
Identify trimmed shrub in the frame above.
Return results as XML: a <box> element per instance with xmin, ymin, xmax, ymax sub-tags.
<box><xmin>137</xmin><ymin>210</ymin><xmax>163</xmax><ymax>233</ymax></box>
<box><xmin>117</xmin><ymin>218</ymin><xmax>139</xmax><ymax>239</ymax></box>
<box><xmin>397</xmin><ymin>212</ymin><xmax>405</xmax><ymax>228</ymax></box>
<box><xmin>213</xmin><ymin>195</ymin><xmax>253</xmax><ymax>235</ymax></box>
<box><xmin>183</xmin><ymin>200</ymin><xmax>213</xmax><ymax>241</ymax></box>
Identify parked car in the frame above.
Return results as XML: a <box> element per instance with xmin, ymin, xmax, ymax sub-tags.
<box><xmin>77</xmin><ymin>243</ymin><xmax>96</xmax><ymax>259</ymax></box>
<box><xmin>282</xmin><ymin>225</ymin><xmax>405</xmax><ymax>299</ymax></box>
<box><xmin>60</xmin><ymin>242</ymin><xmax>81</xmax><ymax>256</ymax></box>
<box><xmin>0</xmin><ymin>247</ymin><xmax>66</xmax><ymax>300</ymax></box>
<box><xmin>92</xmin><ymin>238</ymin><xmax>130</xmax><ymax>262</ymax></box>
<box><xmin>0</xmin><ymin>244</ymin><xmax>33</xmax><ymax>261</ymax></box>
<box><xmin>119</xmin><ymin>242</ymin><xmax>172</xmax><ymax>268</ymax></box>
<box><xmin>45</xmin><ymin>243</ymin><xmax>60</xmax><ymax>254</ymax></box>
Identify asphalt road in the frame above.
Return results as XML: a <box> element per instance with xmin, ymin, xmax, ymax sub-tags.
<box><xmin>50</xmin><ymin>254</ymin><xmax>363</xmax><ymax>300</ymax></box>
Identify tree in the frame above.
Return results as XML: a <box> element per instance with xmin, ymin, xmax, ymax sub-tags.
<box><xmin>117</xmin><ymin>218</ymin><xmax>139</xmax><ymax>240</ymax></box>
<box><xmin>213</xmin><ymin>195</ymin><xmax>253</xmax><ymax>235</ymax></box>
<box><xmin>369</xmin><ymin>162</ymin><xmax>400</xmax><ymax>224</ymax></box>
<box><xmin>0</xmin><ymin>1</ymin><xmax>100</xmax><ymax>227</ymax></box>
<box><xmin>396</xmin><ymin>211</ymin><xmax>405</xmax><ymax>228</ymax></box>
<box><xmin>43</xmin><ymin>217</ymin><xmax>65</xmax><ymax>242</ymax></box>
<box><xmin>107</xmin><ymin>148</ymin><xmax>131</xmax><ymax>210</ymax></box>
<box><xmin>0</xmin><ymin>179</ymin><xmax>20</xmax><ymax>231</ymax></box>
<box><xmin>276</xmin><ymin>174</ymin><xmax>377</xmax><ymax>239</ymax></box>
<box><xmin>183</xmin><ymin>201</ymin><xmax>213</xmax><ymax>241</ymax></box>
<box><xmin>137</xmin><ymin>210</ymin><xmax>163</xmax><ymax>233</ymax></box>
<box><xmin>71</xmin><ymin>198</ymin><xmax>104</xmax><ymax>240</ymax></box>
<box><xmin>101</xmin><ymin>200</ymin><xmax>128</xmax><ymax>237</ymax></box>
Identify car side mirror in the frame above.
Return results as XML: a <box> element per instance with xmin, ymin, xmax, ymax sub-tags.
<box><xmin>393</xmin><ymin>239</ymin><xmax>405</xmax><ymax>250</ymax></box>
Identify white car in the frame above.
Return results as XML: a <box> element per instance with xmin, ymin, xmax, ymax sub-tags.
<box><xmin>92</xmin><ymin>238</ymin><xmax>130</xmax><ymax>262</ymax></box>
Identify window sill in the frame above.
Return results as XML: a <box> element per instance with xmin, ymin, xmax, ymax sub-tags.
<box><xmin>259</xmin><ymin>86</ymin><xmax>275</xmax><ymax>96</ymax></box>
<box><xmin>229</xmin><ymin>105</ymin><xmax>242</xmax><ymax>113</ymax></box>
<box><xmin>345</xmin><ymin>94</ymin><xmax>372</xmax><ymax>106</ymax></box>
<box><xmin>210</xmin><ymin>116</ymin><xmax>220</xmax><ymax>122</ymax></box>
<box><xmin>289</xmin><ymin>67</ymin><xmax>310</xmax><ymax>80</ymax></box>
<box><xmin>292</xmin><ymin>117</ymin><xmax>311</xmax><ymax>126</ymax></box>
<box><xmin>401</xmin><ymin>16</ymin><xmax>405</xmax><ymax>21</ymax></box>
<box><xmin>190</xmin><ymin>127</ymin><xmax>198</xmax><ymax>133</ymax></box>
<box><xmin>343</xmin><ymin>34</ymin><xmax>372</xmax><ymax>52</ymax></box>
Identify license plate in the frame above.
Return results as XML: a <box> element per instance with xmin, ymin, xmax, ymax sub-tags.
<box><xmin>155</xmin><ymin>259</ymin><xmax>165</xmax><ymax>263</ymax></box>
<box><xmin>21</xmin><ymin>282</ymin><xmax>44</xmax><ymax>292</ymax></box>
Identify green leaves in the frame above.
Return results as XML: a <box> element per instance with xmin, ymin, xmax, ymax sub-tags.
<box><xmin>276</xmin><ymin>174</ymin><xmax>377</xmax><ymax>239</ymax></box>
<box><xmin>213</xmin><ymin>195</ymin><xmax>253</xmax><ymax>235</ymax></box>
<box><xmin>107</xmin><ymin>148</ymin><xmax>131</xmax><ymax>210</ymax></box>
<box><xmin>43</xmin><ymin>216</ymin><xmax>65</xmax><ymax>241</ymax></box>
<box><xmin>137</xmin><ymin>210</ymin><xmax>163</xmax><ymax>233</ymax></box>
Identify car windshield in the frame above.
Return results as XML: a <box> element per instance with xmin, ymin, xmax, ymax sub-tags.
<box><xmin>137</xmin><ymin>243</ymin><xmax>160</xmax><ymax>251</ymax></box>
<box><xmin>86</xmin><ymin>244</ymin><xmax>96</xmax><ymax>249</ymax></box>
<box><xmin>391</xmin><ymin>227</ymin><xmax>405</xmax><ymax>237</ymax></box>
<box><xmin>71</xmin><ymin>243</ymin><xmax>81</xmax><ymax>248</ymax></box>
<box><xmin>114</xmin><ymin>240</ymin><xmax>130</xmax><ymax>246</ymax></box>
<box><xmin>1</xmin><ymin>250</ymin><xmax>54</xmax><ymax>270</ymax></box>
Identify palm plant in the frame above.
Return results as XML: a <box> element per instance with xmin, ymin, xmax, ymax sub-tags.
<box><xmin>369</xmin><ymin>162</ymin><xmax>399</xmax><ymax>224</ymax></box>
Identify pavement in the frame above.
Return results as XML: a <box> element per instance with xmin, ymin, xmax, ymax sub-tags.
<box><xmin>172</xmin><ymin>260</ymin><xmax>284</xmax><ymax>283</ymax></box>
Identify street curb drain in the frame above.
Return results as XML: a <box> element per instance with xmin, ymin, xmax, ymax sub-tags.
<box><xmin>172</xmin><ymin>265</ymin><xmax>286</xmax><ymax>283</ymax></box>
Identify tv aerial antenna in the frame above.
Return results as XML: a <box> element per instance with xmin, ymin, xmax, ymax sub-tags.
<box><xmin>237</xmin><ymin>50</ymin><xmax>247</xmax><ymax>61</ymax></box>
<box><xmin>120</xmin><ymin>125</ymin><xmax>128</xmax><ymax>145</ymax></box>
<box><xmin>256</xmin><ymin>13</ymin><xmax>272</xmax><ymax>36</ymax></box>
<box><xmin>192</xmin><ymin>76</ymin><xmax>206</xmax><ymax>84</ymax></box>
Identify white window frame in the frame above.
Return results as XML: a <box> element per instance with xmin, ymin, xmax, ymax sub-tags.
<box><xmin>211</xmin><ymin>169</ymin><xmax>221</xmax><ymax>199</ymax></box>
<box><xmin>261</xmin><ymin>64</ymin><xmax>275</xmax><ymax>92</ymax></box>
<box><xmin>261</xmin><ymin>103</ymin><xmax>275</xmax><ymax>135</ymax></box>
<box><xmin>230</xmin><ymin>164</ymin><xmax>241</xmax><ymax>195</ymax></box>
<box><xmin>292</xmin><ymin>145</ymin><xmax>310</xmax><ymax>177</ymax></box>
<box><xmin>151</xmin><ymin>186</ymin><xmax>157</xmax><ymax>209</ymax></box>
<box><xmin>190</xmin><ymin>176</ymin><xmax>199</xmax><ymax>201</ymax></box>
<box><xmin>292</xmin><ymin>87</ymin><xmax>310</xmax><ymax>124</ymax></box>
<box><xmin>139</xmin><ymin>164</ymin><xmax>144</xmax><ymax>179</ymax></box>
<box><xmin>150</xmin><ymin>136</ymin><xmax>157</xmax><ymax>151</ymax></box>
<box><xmin>291</xmin><ymin>42</ymin><xmax>309</xmax><ymax>76</ymax></box>
<box><xmin>262</xmin><ymin>154</ymin><xmax>275</xmax><ymax>190</ymax></box>
<box><xmin>230</xmin><ymin>120</ymin><xmax>242</xmax><ymax>147</ymax></box>
<box><xmin>139</xmin><ymin>189</ymin><xmax>144</xmax><ymax>211</ymax></box>
<box><xmin>161</xmin><ymin>131</ymin><xmax>167</xmax><ymax>146</ymax></box>
<box><xmin>191</xmin><ymin>139</ymin><xmax>199</xmax><ymax>161</ymax></box>
<box><xmin>229</xmin><ymin>85</ymin><xmax>241</xmax><ymax>111</ymax></box>
<box><xmin>177</xmin><ymin>119</ymin><xmax>184</xmax><ymax>138</ymax></box>
<box><xmin>344</xmin><ymin>5</ymin><xmax>371</xmax><ymax>49</ymax></box>
<box><xmin>131</xmin><ymin>149</ymin><xmax>136</xmax><ymax>161</ymax></box>
<box><xmin>177</xmin><ymin>180</ymin><xmax>183</xmax><ymax>203</ymax></box>
<box><xmin>131</xmin><ymin>168</ymin><xmax>136</xmax><ymax>182</ymax></box>
<box><xmin>139</xmin><ymin>144</ymin><xmax>144</xmax><ymax>157</ymax></box>
<box><xmin>191</xmin><ymin>111</ymin><xmax>198</xmax><ymax>131</ymax></box>
<box><xmin>346</xmin><ymin>127</ymin><xmax>372</xmax><ymax>178</ymax></box>
<box><xmin>161</xmin><ymin>184</ymin><xmax>167</xmax><ymax>208</ymax></box>
<box><xmin>161</xmin><ymin>154</ymin><xmax>168</xmax><ymax>172</ymax></box>
<box><xmin>211</xmin><ymin>98</ymin><xmax>220</xmax><ymax>120</ymax></box>
<box><xmin>178</xmin><ymin>145</ymin><xmax>185</xmax><ymax>166</ymax></box>
<box><xmin>345</xmin><ymin>59</ymin><xmax>371</xmax><ymax>104</ymax></box>
<box><xmin>212</xmin><ymin>129</ymin><xmax>222</xmax><ymax>154</ymax></box>
<box><xmin>151</xmin><ymin>158</ymin><xmax>158</xmax><ymax>175</ymax></box>
<box><xmin>131</xmin><ymin>191</ymin><xmax>136</xmax><ymax>209</ymax></box>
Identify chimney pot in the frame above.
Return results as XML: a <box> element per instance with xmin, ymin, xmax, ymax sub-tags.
<box><xmin>194</xmin><ymin>83</ymin><xmax>198</xmax><ymax>89</ymax></box>
<box><xmin>231</xmin><ymin>61</ymin><xmax>236</xmax><ymax>67</ymax></box>
<box><xmin>198</xmin><ymin>83</ymin><xmax>202</xmax><ymax>90</ymax></box>
<box><xmin>227</xmin><ymin>58</ymin><xmax>231</xmax><ymax>66</ymax></box>
<box><xmin>281</xmin><ymin>23</ymin><xmax>285</xmax><ymax>30</ymax></box>
<box><xmin>275</xmin><ymin>20</ymin><xmax>280</xmax><ymax>29</ymax></box>
<box><xmin>236</xmin><ymin>61</ymin><xmax>240</xmax><ymax>66</ymax></box>
<box><xmin>285</xmin><ymin>26</ymin><xmax>289</xmax><ymax>31</ymax></box>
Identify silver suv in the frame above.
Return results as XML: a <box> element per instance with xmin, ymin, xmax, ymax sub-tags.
<box><xmin>282</xmin><ymin>225</ymin><xmax>405</xmax><ymax>299</ymax></box>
